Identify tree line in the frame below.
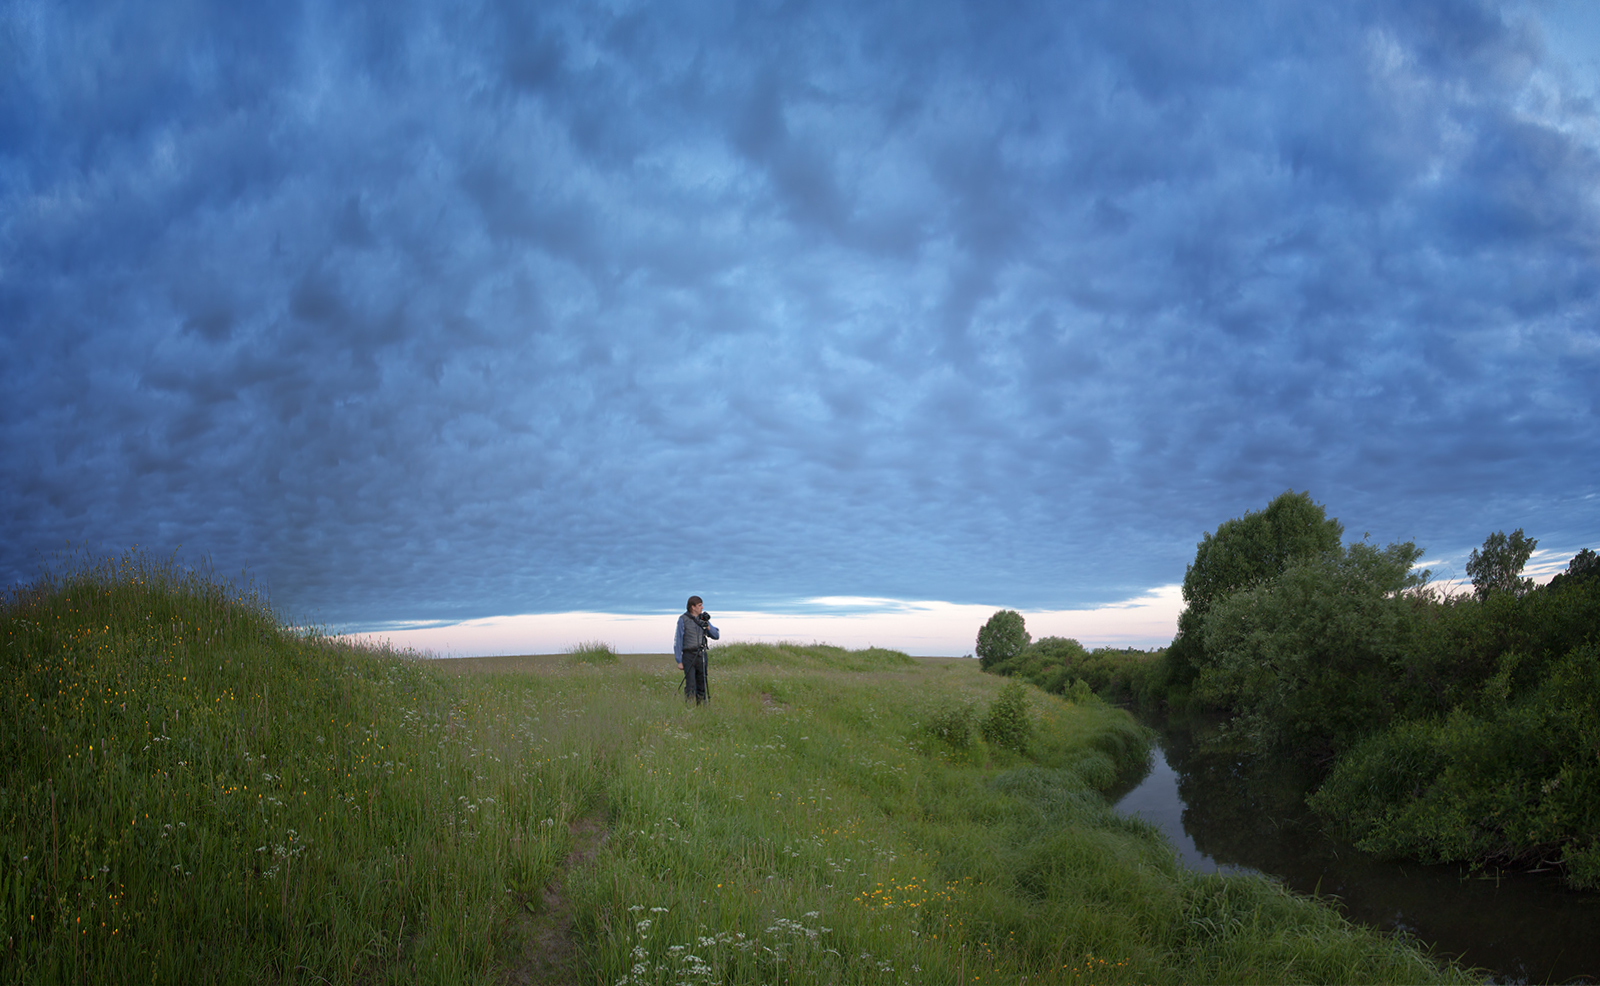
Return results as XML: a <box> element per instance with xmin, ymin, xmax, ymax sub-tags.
<box><xmin>976</xmin><ymin>491</ymin><xmax>1600</xmax><ymax>889</ymax></box>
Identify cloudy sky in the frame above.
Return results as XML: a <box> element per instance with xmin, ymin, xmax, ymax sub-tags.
<box><xmin>4</xmin><ymin>0</ymin><xmax>1598</xmax><ymax>653</ymax></box>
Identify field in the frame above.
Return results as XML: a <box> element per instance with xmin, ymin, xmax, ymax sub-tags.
<box><xmin>0</xmin><ymin>552</ymin><xmax>1475</xmax><ymax>983</ymax></box>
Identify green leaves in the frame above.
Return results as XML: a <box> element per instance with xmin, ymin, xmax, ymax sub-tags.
<box><xmin>980</xmin><ymin>682</ymin><xmax>1035</xmax><ymax>754</ymax></box>
<box><xmin>1309</xmin><ymin>643</ymin><xmax>1600</xmax><ymax>887</ymax></box>
<box><xmin>1195</xmin><ymin>538</ymin><xmax>1426</xmax><ymax>762</ymax></box>
<box><xmin>1466</xmin><ymin>529</ymin><xmax>1538</xmax><ymax>602</ymax></box>
<box><xmin>975</xmin><ymin>610</ymin><xmax>1030</xmax><ymax>671</ymax></box>
<box><xmin>1165</xmin><ymin>490</ymin><xmax>1344</xmax><ymax>692</ymax></box>
<box><xmin>1181</xmin><ymin>490</ymin><xmax>1344</xmax><ymax>614</ymax></box>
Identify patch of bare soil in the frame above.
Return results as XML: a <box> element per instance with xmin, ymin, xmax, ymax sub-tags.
<box><xmin>760</xmin><ymin>691</ymin><xmax>789</xmax><ymax>713</ymax></box>
<box><xmin>500</xmin><ymin>814</ymin><xmax>609</xmax><ymax>986</ymax></box>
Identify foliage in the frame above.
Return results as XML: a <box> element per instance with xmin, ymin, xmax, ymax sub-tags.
<box><xmin>984</xmin><ymin>635</ymin><xmax>1085</xmax><ymax>691</ymax></box>
<box><xmin>1465</xmin><ymin>528</ymin><xmax>1537</xmax><ymax>602</ymax></box>
<box><xmin>981</xmin><ymin>681</ymin><xmax>1036</xmax><ymax>753</ymax></box>
<box><xmin>1547</xmin><ymin>547</ymin><xmax>1599</xmax><ymax>592</ymax></box>
<box><xmin>1072</xmin><ymin>647</ymin><xmax>1168</xmax><ymax>706</ymax></box>
<box><xmin>975</xmin><ymin>609</ymin><xmax>1030</xmax><ymax>671</ymax></box>
<box><xmin>1015</xmin><ymin>645</ymin><xmax>1164</xmax><ymax>701</ymax></box>
<box><xmin>977</xmin><ymin>624</ymin><xmax>1167</xmax><ymax>708</ymax></box>
<box><xmin>565</xmin><ymin>640</ymin><xmax>620</xmax><ymax>664</ymax></box>
<box><xmin>919</xmin><ymin>698</ymin><xmax>980</xmax><ymax>752</ymax></box>
<box><xmin>1309</xmin><ymin>643</ymin><xmax>1600</xmax><ymax>888</ymax></box>
<box><xmin>1163</xmin><ymin>491</ymin><xmax>1344</xmax><ymax>696</ymax></box>
<box><xmin>1196</xmin><ymin>538</ymin><xmax>1427</xmax><ymax>763</ymax></box>
<box><xmin>1150</xmin><ymin>492</ymin><xmax>1600</xmax><ymax>888</ymax></box>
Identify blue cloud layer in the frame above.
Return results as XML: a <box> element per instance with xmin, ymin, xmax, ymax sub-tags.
<box><xmin>3</xmin><ymin>0</ymin><xmax>1597</xmax><ymax>626</ymax></box>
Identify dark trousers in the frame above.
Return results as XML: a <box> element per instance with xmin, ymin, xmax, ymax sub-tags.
<box><xmin>682</xmin><ymin>648</ymin><xmax>708</xmax><ymax>704</ymax></box>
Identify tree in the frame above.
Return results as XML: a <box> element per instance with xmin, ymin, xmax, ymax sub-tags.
<box><xmin>1199</xmin><ymin>538</ymin><xmax>1427</xmax><ymax>761</ymax></box>
<box><xmin>1164</xmin><ymin>491</ymin><xmax>1344</xmax><ymax>695</ymax></box>
<box><xmin>976</xmin><ymin>609</ymin><xmax>1030</xmax><ymax>671</ymax></box>
<box><xmin>1465</xmin><ymin>529</ymin><xmax>1537</xmax><ymax>602</ymax></box>
<box><xmin>1548</xmin><ymin>548</ymin><xmax>1600</xmax><ymax>592</ymax></box>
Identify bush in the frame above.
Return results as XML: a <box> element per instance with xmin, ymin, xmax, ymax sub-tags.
<box><xmin>1074</xmin><ymin>647</ymin><xmax>1166</xmax><ymax>704</ymax></box>
<box><xmin>565</xmin><ymin>640</ymin><xmax>620</xmax><ymax>664</ymax></box>
<box><xmin>920</xmin><ymin>699</ymin><xmax>980</xmax><ymax>750</ymax></box>
<box><xmin>985</xmin><ymin>636</ymin><xmax>1082</xmax><ymax>691</ymax></box>
<box><xmin>1064</xmin><ymin>678</ymin><xmax>1094</xmax><ymax>704</ymax></box>
<box><xmin>1308</xmin><ymin>643</ymin><xmax>1600</xmax><ymax>888</ymax></box>
<box><xmin>982</xmin><ymin>681</ymin><xmax>1036</xmax><ymax>753</ymax></box>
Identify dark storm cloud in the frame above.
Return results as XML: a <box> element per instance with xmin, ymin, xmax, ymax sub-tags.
<box><xmin>3</xmin><ymin>0</ymin><xmax>1597</xmax><ymax>626</ymax></box>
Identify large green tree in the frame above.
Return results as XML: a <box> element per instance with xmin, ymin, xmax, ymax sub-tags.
<box><xmin>1198</xmin><ymin>538</ymin><xmax>1427</xmax><ymax>762</ymax></box>
<box><xmin>1465</xmin><ymin>528</ymin><xmax>1538</xmax><ymax>602</ymax></box>
<box><xmin>976</xmin><ymin>609</ymin><xmax>1030</xmax><ymax>671</ymax></box>
<box><xmin>1163</xmin><ymin>490</ymin><xmax>1344</xmax><ymax>697</ymax></box>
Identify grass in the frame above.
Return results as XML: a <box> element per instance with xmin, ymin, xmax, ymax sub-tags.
<box><xmin>0</xmin><ymin>550</ymin><xmax>1478</xmax><ymax>984</ymax></box>
<box><xmin>566</xmin><ymin>641</ymin><xmax>621</xmax><ymax>665</ymax></box>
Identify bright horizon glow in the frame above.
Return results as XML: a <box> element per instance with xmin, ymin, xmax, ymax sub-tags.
<box><xmin>340</xmin><ymin>584</ymin><xmax>1186</xmax><ymax>658</ymax></box>
<box><xmin>342</xmin><ymin>545</ymin><xmax>1586</xmax><ymax>660</ymax></box>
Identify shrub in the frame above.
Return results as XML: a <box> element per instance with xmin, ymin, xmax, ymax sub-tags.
<box><xmin>566</xmin><ymin>640</ymin><xmax>620</xmax><ymax>664</ymax></box>
<box><xmin>1064</xmin><ymin>678</ymin><xmax>1094</xmax><ymax>704</ymax></box>
<box><xmin>1308</xmin><ymin>643</ymin><xmax>1600</xmax><ymax>888</ymax></box>
<box><xmin>982</xmin><ymin>681</ymin><xmax>1035</xmax><ymax>753</ymax></box>
<box><xmin>985</xmin><ymin>635</ymin><xmax>1085</xmax><ymax>693</ymax></box>
<box><xmin>921</xmin><ymin>699</ymin><xmax>980</xmax><ymax>750</ymax></box>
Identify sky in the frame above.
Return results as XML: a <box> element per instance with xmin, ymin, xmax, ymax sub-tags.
<box><xmin>3</xmin><ymin>0</ymin><xmax>1598</xmax><ymax>655</ymax></box>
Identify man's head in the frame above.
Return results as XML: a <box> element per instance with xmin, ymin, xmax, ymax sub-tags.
<box><xmin>686</xmin><ymin>595</ymin><xmax>703</xmax><ymax>616</ymax></box>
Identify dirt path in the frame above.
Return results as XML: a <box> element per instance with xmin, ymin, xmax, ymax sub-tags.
<box><xmin>500</xmin><ymin>814</ymin><xmax>609</xmax><ymax>986</ymax></box>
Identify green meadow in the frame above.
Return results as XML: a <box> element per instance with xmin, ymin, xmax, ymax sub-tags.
<box><xmin>2</xmin><ymin>552</ymin><xmax>1475</xmax><ymax>984</ymax></box>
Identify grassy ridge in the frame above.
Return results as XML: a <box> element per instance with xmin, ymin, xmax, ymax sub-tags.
<box><xmin>2</xmin><ymin>551</ymin><xmax>596</xmax><ymax>982</ymax></box>
<box><xmin>2</xmin><ymin>553</ymin><xmax>1473</xmax><ymax>983</ymax></box>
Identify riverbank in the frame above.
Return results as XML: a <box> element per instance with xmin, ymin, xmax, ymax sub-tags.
<box><xmin>2</xmin><ymin>554</ymin><xmax>1476</xmax><ymax>983</ymax></box>
<box><xmin>1114</xmin><ymin>714</ymin><xmax>1600</xmax><ymax>984</ymax></box>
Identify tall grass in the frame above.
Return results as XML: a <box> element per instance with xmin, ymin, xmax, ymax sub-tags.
<box><xmin>2</xmin><ymin>552</ymin><xmax>1476</xmax><ymax>984</ymax></box>
<box><xmin>566</xmin><ymin>641</ymin><xmax>621</xmax><ymax>665</ymax></box>
<box><xmin>1</xmin><ymin>550</ymin><xmax>599</xmax><ymax>982</ymax></box>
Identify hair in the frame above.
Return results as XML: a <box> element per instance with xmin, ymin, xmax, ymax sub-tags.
<box><xmin>686</xmin><ymin>595</ymin><xmax>703</xmax><ymax>611</ymax></box>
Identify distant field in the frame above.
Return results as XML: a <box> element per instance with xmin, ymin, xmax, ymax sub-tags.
<box><xmin>431</xmin><ymin>652</ymin><xmax>962</xmax><ymax>672</ymax></box>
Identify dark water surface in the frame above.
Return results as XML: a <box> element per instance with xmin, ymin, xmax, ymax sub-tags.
<box><xmin>1111</xmin><ymin>718</ymin><xmax>1600</xmax><ymax>985</ymax></box>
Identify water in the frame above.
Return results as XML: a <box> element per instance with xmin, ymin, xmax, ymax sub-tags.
<box><xmin>1112</xmin><ymin>745</ymin><xmax>1258</xmax><ymax>876</ymax></box>
<box><xmin>1112</xmin><ymin>720</ymin><xmax>1600</xmax><ymax>984</ymax></box>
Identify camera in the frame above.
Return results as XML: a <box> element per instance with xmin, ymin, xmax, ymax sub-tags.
<box><xmin>697</xmin><ymin>611</ymin><xmax>712</xmax><ymax>627</ymax></box>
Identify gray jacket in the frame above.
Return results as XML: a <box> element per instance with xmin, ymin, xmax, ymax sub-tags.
<box><xmin>674</xmin><ymin>612</ymin><xmax>721</xmax><ymax>663</ymax></box>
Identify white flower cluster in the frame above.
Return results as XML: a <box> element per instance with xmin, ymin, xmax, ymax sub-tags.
<box><xmin>613</xmin><ymin>906</ymin><xmax>836</xmax><ymax>986</ymax></box>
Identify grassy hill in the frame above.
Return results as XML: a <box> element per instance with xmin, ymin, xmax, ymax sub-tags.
<box><xmin>1</xmin><ymin>552</ymin><xmax>1474</xmax><ymax>983</ymax></box>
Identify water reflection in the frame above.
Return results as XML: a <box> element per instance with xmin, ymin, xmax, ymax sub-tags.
<box><xmin>1114</xmin><ymin>746</ymin><xmax>1258</xmax><ymax>876</ymax></box>
<box><xmin>1113</xmin><ymin>717</ymin><xmax>1600</xmax><ymax>985</ymax></box>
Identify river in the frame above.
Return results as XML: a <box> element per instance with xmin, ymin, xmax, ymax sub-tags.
<box><xmin>1111</xmin><ymin>717</ymin><xmax>1600</xmax><ymax>985</ymax></box>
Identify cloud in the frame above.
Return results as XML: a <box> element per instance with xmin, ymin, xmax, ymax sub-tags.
<box><xmin>3</xmin><ymin>0</ymin><xmax>1598</xmax><ymax>632</ymax></box>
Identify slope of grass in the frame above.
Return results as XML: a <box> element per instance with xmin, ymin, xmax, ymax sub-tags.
<box><xmin>1</xmin><ymin>552</ymin><xmax>1476</xmax><ymax>984</ymax></box>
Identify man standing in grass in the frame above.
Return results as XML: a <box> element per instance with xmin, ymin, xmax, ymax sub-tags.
<box><xmin>674</xmin><ymin>596</ymin><xmax>720</xmax><ymax>704</ymax></box>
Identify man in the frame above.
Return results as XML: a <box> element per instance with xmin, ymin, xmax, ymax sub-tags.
<box><xmin>674</xmin><ymin>595</ymin><xmax>720</xmax><ymax>704</ymax></box>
